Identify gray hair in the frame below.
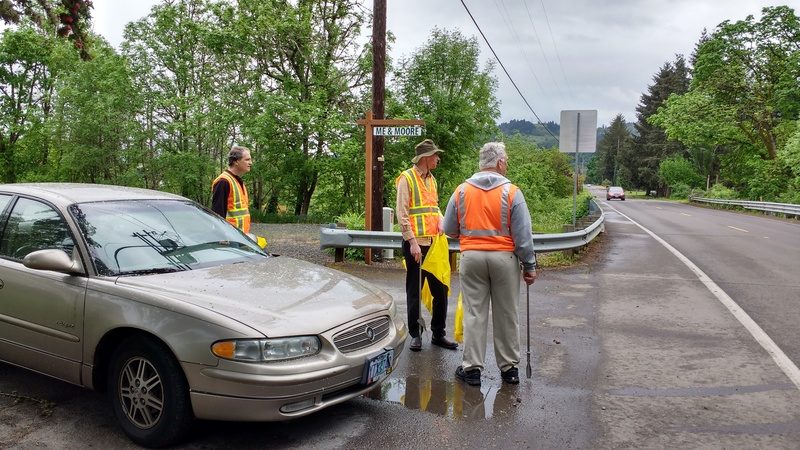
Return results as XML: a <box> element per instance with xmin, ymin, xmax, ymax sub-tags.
<box><xmin>479</xmin><ymin>142</ymin><xmax>507</xmax><ymax>170</ymax></box>
<box><xmin>227</xmin><ymin>145</ymin><xmax>250</xmax><ymax>166</ymax></box>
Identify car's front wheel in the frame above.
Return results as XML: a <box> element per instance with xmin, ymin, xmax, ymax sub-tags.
<box><xmin>108</xmin><ymin>335</ymin><xmax>194</xmax><ymax>447</ymax></box>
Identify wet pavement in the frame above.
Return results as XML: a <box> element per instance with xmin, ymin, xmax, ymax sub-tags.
<box><xmin>3</xmin><ymin>212</ymin><xmax>800</xmax><ymax>448</ymax></box>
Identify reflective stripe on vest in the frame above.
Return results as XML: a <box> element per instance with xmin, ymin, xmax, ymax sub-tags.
<box><xmin>213</xmin><ymin>171</ymin><xmax>250</xmax><ymax>233</ymax></box>
<box><xmin>456</xmin><ymin>182</ymin><xmax>517</xmax><ymax>251</ymax></box>
<box><xmin>397</xmin><ymin>168</ymin><xmax>440</xmax><ymax>237</ymax></box>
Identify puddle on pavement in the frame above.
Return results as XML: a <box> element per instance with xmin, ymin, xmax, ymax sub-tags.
<box><xmin>363</xmin><ymin>376</ymin><xmax>520</xmax><ymax>419</ymax></box>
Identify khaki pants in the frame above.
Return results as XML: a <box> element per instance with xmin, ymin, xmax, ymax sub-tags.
<box><xmin>459</xmin><ymin>250</ymin><xmax>521</xmax><ymax>372</ymax></box>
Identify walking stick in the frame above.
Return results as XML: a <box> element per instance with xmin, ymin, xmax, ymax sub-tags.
<box><xmin>526</xmin><ymin>282</ymin><xmax>532</xmax><ymax>378</ymax></box>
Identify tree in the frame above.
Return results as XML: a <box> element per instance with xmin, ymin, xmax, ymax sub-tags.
<box><xmin>693</xmin><ymin>6</ymin><xmax>800</xmax><ymax>161</ymax></box>
<box><xmin>1</xmin><ymin>0</ymin><xmax>93</xmax><ymax>59</ymax></box>
<box><xmin>625</xmin><ymin>55</ymin><xmax>691</xmax><ymax>195</ymax></box>
<box><xmin>651</xmin><ymin>6</ymin><xmax>800</xmax><ymax>198</ymax></box>
<box><xmin>210</xmin><ymin>0</ymin><xmax>371</xmax><ymax>217</ymax></box>
<box><xmin>0</xmin><ymin>24</ymin><xmax>55</xmax><ymax>182</ymax></box>
<box><xmin>659</xmin><ymin>155</ymin><xmax>702</xmax><ymax>190</ymax></box>
<box><xmin>594</xmin><ymin>114</ymin><xmax>632</xmax><ymax>187</ymax></box>
<box><xmin>49</xmin><ymin>38</ymin><xmax>143</xmax><ymax>184</ymax></box>
<box><xmin>389</xmin><ymin>27</ymin><xmax>500</xmax><ymax>200</ymax></box>
<box><xmin>122</xmin><ymin>0</ymin><xmax>230</xmax><ymax>201</ymax></box>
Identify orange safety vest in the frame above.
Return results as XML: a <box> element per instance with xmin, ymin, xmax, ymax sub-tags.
<box><xmin>396</xmin><ymin>168</ymin><xmax>440</xmax><ymax>237</ymax></box>
<box><xmin>454</xmin><ymin>181</ymin><xmax>518</xmax><ymax>252</ymax></box>
<box><xmin>212</xmin><ymin>171</ymin><xmax>251</xmax><ymax>233</ymax></box>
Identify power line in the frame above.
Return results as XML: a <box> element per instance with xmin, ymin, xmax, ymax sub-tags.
<box><xmin>538</xmin><ymin>0</ymin><xmax>575</xmax><ymax>102</ymax></box>
<box><xmin>459</xmin><ymin>0</ymin><xmax>559</xmax><ymax>142</ymax></box>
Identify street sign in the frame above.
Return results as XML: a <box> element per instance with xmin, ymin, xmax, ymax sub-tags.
<box><xmin>559</xmin><ymin>110</ymin><xmax>597</xmax><ymax>153</ymax></box>
<box><xmin>373</xmin><ymin>126</ymin><xmax>422</xmax><ymax>137</ymax></box>
<box><xmin>559</xmin><ymin>109</ymin><xmax>597</xmax><ymax>228</ymax></box>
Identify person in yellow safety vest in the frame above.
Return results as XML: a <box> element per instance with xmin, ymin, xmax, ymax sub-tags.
<box><xmin>443</xmin><ymin>141</ymin><xmax>537</xmax><ymax>387</ymax></box>
<box><xmin>395</xmin><ymin>139</ymin><xmax>459</xmax><ymax>352</ymax></box>
<box><xmin>212</xmin><ymin>145</ymin><xmax>252</xmax><ymax>233</ymax></box>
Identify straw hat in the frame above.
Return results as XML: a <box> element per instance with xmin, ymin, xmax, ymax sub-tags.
<box><xmin>411</xmin><ymin>139</ymin><xmax>444</xmax><ymax>164</ymax></box>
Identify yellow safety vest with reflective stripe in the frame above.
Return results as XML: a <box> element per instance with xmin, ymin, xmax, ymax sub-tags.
<box><xmin>397</xmin><ymin>168</ymin><xmax>440</xmax><ymax>237</ymax></box>
<box><xmin>454</xmin><ymin>182</ymin><xmax>517</xmax><ymax>252</ymax></box>
<box><xmin>212</xmin><ymin>171</ymin><xmax>251</xmax><ymax>233</ymax></box>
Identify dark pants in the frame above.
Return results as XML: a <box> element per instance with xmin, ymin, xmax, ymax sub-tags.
<box><xmin>402</xmin><ymin>239</ymin><xmax>449</xmax><ymax>338</ymax></box>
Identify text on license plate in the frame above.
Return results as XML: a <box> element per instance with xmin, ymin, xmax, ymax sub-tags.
<box><xmin>361</xmin><ymin>348</ymin><xmax>394</xmax><ymax>385</ymax></box>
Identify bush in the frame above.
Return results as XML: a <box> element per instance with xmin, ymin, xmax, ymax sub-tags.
<box><xmin>669</xmin><ymin>183</ymin><xmax>692</xmax><ymax>200</ymax></box>
<box><xmin>704</xmin><ymin>184</ymin><xmax>738</xmax><ymax>199</ymax></box>
<box><xmin>329</xmin><ymin>211</ymin><xmax>366</xmax><ymax>261</ymax></box>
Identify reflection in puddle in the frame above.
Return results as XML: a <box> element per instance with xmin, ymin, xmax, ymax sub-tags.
<box><xmin>364</xmin><ymin>376</ymin><xmax>509</xmax><ymax>419</ymax></box>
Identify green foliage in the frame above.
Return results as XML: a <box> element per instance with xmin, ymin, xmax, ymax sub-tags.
<box><xmin>594</xmin><ymin>114</ymin><xmax>633</xmax><ymax>185</ymax></box>
<box><xmin>653</xmin><ymin>6</ymin><xmax>800</xmax><ymax>201</ymax></box>
<box><xmin>669</xmin><ymin>183</ymin><xmax>692</xmax><ymax>200</ymax></box>
<box><xmin>628</xmin><ymin>55</ymin><xmax>691</xmax><ymax>194</ymax></box>
<box><xmin>497</xmin><ymin>119</ymin><xmax>559</xmax><ymax>149</ymax></box>
<box><xmin>391</xmin><ymin>27</ymin><xmax>500</xmax><ymax>198</ymax></box>
<box><xmin>704</xmin><ymin>184</ymin><xmax>738</xmax><ymax>200</ymax></box>
<box><xmin>659</xmin><ymin>155</ymin><xmax>703</xmax><ymax>189</ymax></box>
<box><xmin>4</xmin><ymin>0</ymin><xmax>795</xmax><ymax>226</ymax></box>
<box><xmin>330</xmin><ymin>211</ymin><xmax>365</xmax><ymax>260</ymax></box>
<box><xmin>744</xmin><ymin>158</ymin><xmax>791</xmax><ymax>202</ymax></box>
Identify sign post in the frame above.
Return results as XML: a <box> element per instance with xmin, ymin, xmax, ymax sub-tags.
<box><xmin>357</xmin><ymin>111</ymin><xmax>424</xmax><ymax>263</ymax></box>
<box><xmin>559</xmin><ymin>110</ymin><xmax>597</xmax><ymax>228</ymax></box>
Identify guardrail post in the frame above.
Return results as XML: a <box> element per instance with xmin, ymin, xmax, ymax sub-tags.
<box><xmin>562</xmin><ymin>224</ymin><xmax>575</xmax><ymax>259</ymax></box>
<box><xmin>335</xmin><ymin>222</ymin><xmax>346</xmax><ymax>263</ymax></box>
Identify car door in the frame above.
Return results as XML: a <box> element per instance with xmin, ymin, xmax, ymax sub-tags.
<box><xmin>0</xmin><ymin>195</ymin><xmax>87</xmax><ymax>385</ymax></box>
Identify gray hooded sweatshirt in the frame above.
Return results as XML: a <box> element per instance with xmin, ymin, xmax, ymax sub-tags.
<box><xmin>443</xmin><ymin>171</ymin><xmax>537</xmax><ymax>272</ymax></box>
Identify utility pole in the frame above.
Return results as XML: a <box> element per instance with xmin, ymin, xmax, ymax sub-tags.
<box><xmin>369</xmin><ymin>0</ymin><xmax>386</xmax><ymax>262</ymax></box>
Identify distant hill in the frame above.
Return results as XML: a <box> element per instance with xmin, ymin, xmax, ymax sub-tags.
<box><xmin>498</xmin><ymin>119</ymin><xmax>636</xmax><ymax>150</ymax></box>
<box><xmin>498</xmin><ymin>120</ymin><xmax>560</xmax><ymax>149</ymax></box>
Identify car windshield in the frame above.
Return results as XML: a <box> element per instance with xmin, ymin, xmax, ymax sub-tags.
<box><xmin>609</xmin><ymin>187</ymin><xmax>623</xmax><ymax>193</ymax></box>
<box><xmin>70</xmin><ymin>199</ymin><xmax>268</xmax><ymax>276</ymax></box>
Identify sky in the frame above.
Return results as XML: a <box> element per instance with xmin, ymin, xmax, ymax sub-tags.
<box><xmin>90</xmin><ymin>0</ymin><xmax>789</xmax><ymax>127</ymax></box>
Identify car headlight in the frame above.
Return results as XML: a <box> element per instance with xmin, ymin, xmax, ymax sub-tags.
<box><xmin>211</xmin><ymin>337</ymin><xmax>321</xmax><ymax>362</ymax></box>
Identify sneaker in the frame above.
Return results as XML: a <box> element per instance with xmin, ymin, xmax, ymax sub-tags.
<box><xmin>501</xmin><ymin>367</ymin><xmax>519</xmax><ymax>384</ymax></box>
<box><xmin>455</xmin><ymin>366</ymin><xmax>481</xmax><ymax>386</ymax></box>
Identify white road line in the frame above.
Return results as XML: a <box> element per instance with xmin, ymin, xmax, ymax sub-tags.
<box><xmin>728</xmin><ymin>226</ymin><xmax>749</xmax><ymax>233</ymax></box>
<box><xmin>608</xmin><ymin>205</ymin><xmax>800</xmax><ymax>390</ymax></box>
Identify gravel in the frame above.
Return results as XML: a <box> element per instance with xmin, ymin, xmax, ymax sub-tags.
<box><xmin>249</xmin><ymin>223</ymin><xmax>403</xmax><ymax>269</ymax></box>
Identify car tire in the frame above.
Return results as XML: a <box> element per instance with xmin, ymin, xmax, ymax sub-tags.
<box><xmin>108</xmin><ymin>335</ymin><xmax>194</xmax><ymax>447</ymax></box>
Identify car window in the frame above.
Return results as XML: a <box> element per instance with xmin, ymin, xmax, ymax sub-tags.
<box><xmin>72</xmin><ymin>199</ymin><xmax>267</xmax><ymax>276</ymax></box>
<box><xmin>0</xmin><ymin>197</ymin><xmax>74</xmax><ymax>260</ymax></box>
<box><xmin>0</xmin><ymin>194</ymin><xmax>11</xmax><ymax>215</ymax></box>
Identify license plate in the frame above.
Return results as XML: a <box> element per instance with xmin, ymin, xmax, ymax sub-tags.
<box><xmin>361</xmin><ymin>348</ymin><xmax>394</xmax><ymax>385</ymax></box>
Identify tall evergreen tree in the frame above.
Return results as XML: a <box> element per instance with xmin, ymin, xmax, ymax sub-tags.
<box><xmin>626</xmin><ymin>55</ymin><xmax>691</xmax><ymax>195</ymax></box>
<box><xmin>595</xmin><ymin>114</ymin><xmax>633</xmax><ymax>186</ymax></box>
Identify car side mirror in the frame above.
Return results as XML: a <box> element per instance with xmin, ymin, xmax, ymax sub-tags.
<box><xmin>23</xmin><ymin>249</ymin><xmax>85</xmax><ymax>275</ymax></box>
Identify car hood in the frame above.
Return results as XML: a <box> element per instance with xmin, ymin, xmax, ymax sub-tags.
<box><xmin>114</xmin><ymin>256</ymin><xmax>393</xmax><ymax>337</ymax></box>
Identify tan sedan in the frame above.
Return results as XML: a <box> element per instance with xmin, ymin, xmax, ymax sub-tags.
<box><xmin>0</xmin><ymin>183</ymin><xmax>407</xmax><ymax>447</ymax></box>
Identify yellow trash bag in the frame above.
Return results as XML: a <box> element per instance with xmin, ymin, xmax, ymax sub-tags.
<box><xmin>420</xmin><ymin>235</ymin><xmax>451</xmax><ymax>313</ymax></box>
<box><xmin>454</xmin><ymin>292</ymin><xmax>464</xmax><ymax>343</ymax></box>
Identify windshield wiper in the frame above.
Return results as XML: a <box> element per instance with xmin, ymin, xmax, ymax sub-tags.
<box><xmin>119</xmin><ymin>267</ymin><xmax>187</xmax><ymax>276</ymax></box>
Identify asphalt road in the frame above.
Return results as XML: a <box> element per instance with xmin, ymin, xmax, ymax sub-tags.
<box><xmin>2</xmin><ymin>195</ymin><xmax>799</xmax><ymax>448</ymax></box>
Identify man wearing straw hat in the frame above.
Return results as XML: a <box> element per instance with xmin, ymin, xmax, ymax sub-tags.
<box><xmin>395</xmin><ymin>139</ymin><xmax>458</xmax><ymax>352</ymax></box>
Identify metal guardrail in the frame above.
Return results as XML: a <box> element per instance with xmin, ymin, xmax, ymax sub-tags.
<box><xmin>320</xmin><ymin>200</ymin><xmax>605</xmax><ymax>261</ymax></box>
<box><xmin>689</xmin><ymin>197</ymin><xmax>800</xmax><ymax>218</ymax></box>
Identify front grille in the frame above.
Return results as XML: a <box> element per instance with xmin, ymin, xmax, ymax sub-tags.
<box><xmin>333</xmin><ymin>316</ymin><xmax>391</xmax><ymax>353</ymax></box>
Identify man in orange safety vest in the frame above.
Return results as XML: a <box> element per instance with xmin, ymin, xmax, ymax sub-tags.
<box><xmin>396</xmin><ymin>139</ymin><xmax>459</xmax><ymax>353</ymax></box>
<box><xmin>443</xmin><ymin>141</ymin><xmax>537</xmax><ymax>387</ymax></box>
<box><xmin>212</xmin><ymin>145</ymin><xmax>253</xmax><ymax>233</ymax></box>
